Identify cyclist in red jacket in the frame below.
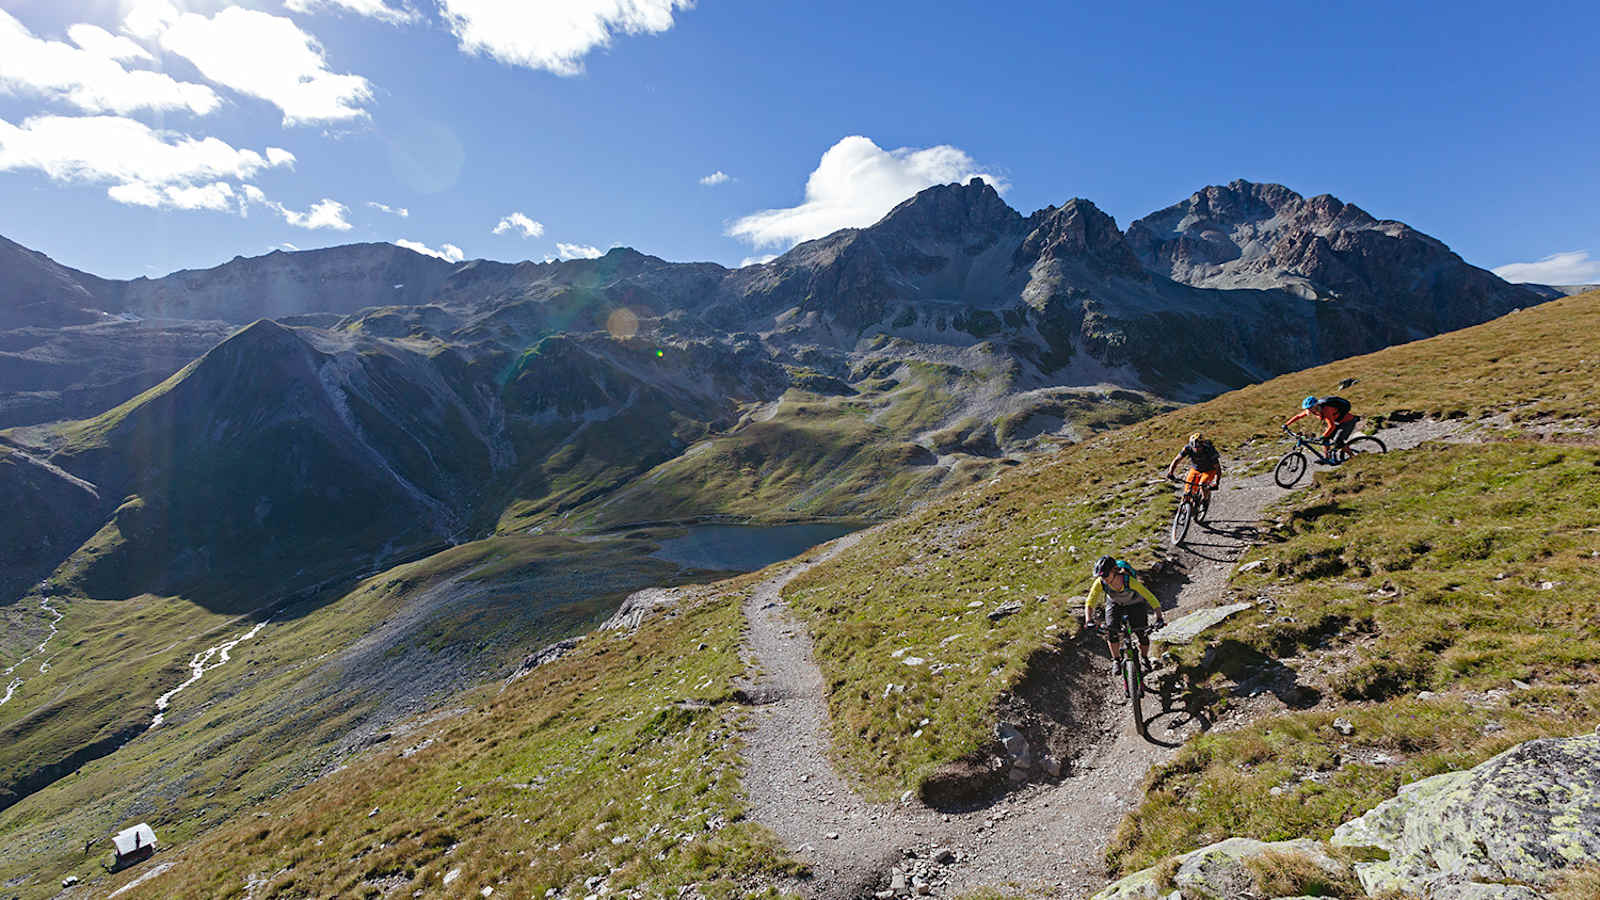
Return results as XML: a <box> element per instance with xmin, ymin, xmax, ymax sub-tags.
<box><xmin>1286</xmin><ymin>396</ymin><xmax>1359</xmax><ymax>460</ymax></box>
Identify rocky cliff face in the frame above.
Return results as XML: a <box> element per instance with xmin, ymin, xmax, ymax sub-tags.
<box><xmin>1125</xmin><ymin>179</ymin><xmax>1542</xmax><ymax>336</ymax></box>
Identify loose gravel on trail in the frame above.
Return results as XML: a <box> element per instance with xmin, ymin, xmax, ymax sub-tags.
<box><xmin>740</xmin><ymin>420</ymin><xmax>1459</xmax><ymax>899</ymax></box>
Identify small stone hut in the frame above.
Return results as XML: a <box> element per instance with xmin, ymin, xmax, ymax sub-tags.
<box><xmin>110</xmin><ymin>823</ymin><xmax>157</xmax><ymax>870</ymax></box>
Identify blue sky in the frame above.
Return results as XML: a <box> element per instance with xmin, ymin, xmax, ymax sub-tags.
<box><xmin>1</xmin><ymin>0</ymin><xmax>1596</xmax><ymax>283</ymax></box>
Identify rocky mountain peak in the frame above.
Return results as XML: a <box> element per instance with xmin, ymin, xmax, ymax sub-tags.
<box><xmin>1017</xmin><ymin>198</ymin><xmax>1144</xmax><ymax>277</ymax></box>
<box><xmin>873</xmin><ymin>178</ymin><xmax>1024</xmax><ymax>242</ymax></box>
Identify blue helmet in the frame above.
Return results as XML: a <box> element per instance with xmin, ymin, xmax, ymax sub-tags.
<box><xmin>1302</xmin><ymin>396</ymin><xmax>1319</xmax><ymax>409</ymax></box>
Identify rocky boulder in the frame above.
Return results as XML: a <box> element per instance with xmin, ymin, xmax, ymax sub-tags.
<box><xmin>1090</xmin><ymin>837</ymin><xmax>1350</xmax><ymax>899</ymax></box>
<box><xmin>1331</xmin><ymin>731</ymin><xmax>1600</xmax><ymax>898</ymax></box>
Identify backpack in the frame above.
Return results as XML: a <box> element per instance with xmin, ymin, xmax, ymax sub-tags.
<box><xmin>1320</xmin><ymin>396</ymin><xmax>1351</xmax><ymax>417</ymax></box>
<box><xmin>1113</xmin><ymin>560</ymin><xmax>1137</xmax><ymax>583</ymax></box>
<box><xmin>1186</xmin><ymin>438</ymin><xmax>1219</xmax><ymax>471</ymax></box>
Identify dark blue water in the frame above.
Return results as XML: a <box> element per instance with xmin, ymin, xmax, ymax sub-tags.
<box><xmin>648</xmin><ymin>523</ymin><xmax>862</xmax><ymax>571</ymax></box>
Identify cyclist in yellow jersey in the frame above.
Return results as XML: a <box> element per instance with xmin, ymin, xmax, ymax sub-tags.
<box><xmin>1084</xmin><ymin>556</ymin><xmax>1166</xmax><ymax>679</ymax></box>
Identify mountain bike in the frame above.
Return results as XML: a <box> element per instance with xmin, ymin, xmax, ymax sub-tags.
<box><xmin>1274</xmin><ymin>425</ymin><xmax>1386</xmax><ymax>488</ymax></box>
<box><xmin>1090</xmin><ymin>616</ymin><xmax>1153</xmax><ymax>735</ymax></box>
<box><xmin>1167</xmin><ymin>474</ymin><xmax>1213</xmax><ymax>545</ymax></box>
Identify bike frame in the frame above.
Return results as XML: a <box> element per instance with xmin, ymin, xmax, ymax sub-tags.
<box><xmin>1283</xmin><ymin>430</ymin><xmax>1342</xmax><ymax>465</ymax></box>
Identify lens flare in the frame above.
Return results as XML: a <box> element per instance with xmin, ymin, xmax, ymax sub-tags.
<box><xmin>605</xmin><ymin>307</ymin><xmax>639</xmax><ymax>340</ymax></box>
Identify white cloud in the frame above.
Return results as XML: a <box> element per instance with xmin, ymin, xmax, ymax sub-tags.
<box><xmin>739</xmin><ymin>254</ymin><xmax>777</xmax><ymax>267</ymax></box>
<box><xmin>284</xmin><ymin>0</ymin><xmax>418</xmax><ymax>26</ymax></box>
<box><xmin>281</xmin><ymin>198</ymin><xmax>353</xmax><ymax>230</ymax></box>
<box><xmin>396</xmin><ymin>238</ymin><xmax>465</xmax><ymax>262</ymax></box>
<box><xmin>0</xmin><ymin>10</ymin><xmax>219</xmax><ymax>116</ymax></box>
<box><xmin>66</xmin><ymin>24</ymin><xmax>151</xmax><ymax>62</ymax></box>
<box><xmin>0</xmin><ymin>115</ymin><xmax>293</xmax><ymax>201</ymax></box>
<box><xmin>368</xmin><ymin>200</ymin><xmax>409</xmax><ymax>217</ymax></box>
<box><xmin>238</xmin><ymin>184</ymin><xmax>352</xmax><ymax>230</ymax></box>
<box><xmin>109</xmin><ymin>179</ymin><xmax>236</xmax><ymax>211</ymax></box>
<box><xmin>727</xmin><ymin>135</ymin><xmax>1007</xmax><ymax>250</ymax></box>
<box><xmin>437</xmin><ymin>0</ymin><xmax>691</xmax><ymax>76</ymax></box>
<box><xmin>1492</xmin><ymin>251</ymin><xmax>1600</xmax><ymax>285</ymax></box>
<box><xmin>492</xmin><ymin>211</ymin><xmax>544</xmax><ymax>237</ymax></box>
<box><xmin>699</xmin><ymin>170</ymin><xmax>730</xmax><ymax>186</ymax></box>
<box><xmin>126</xmin><ymin>2</ymin><xmax>373</xmax><ymax>126</ymax></box>
<box><xmin>556</xmin><ymin>242</ymin><xmax>604</xmax><ymax>260</ymax></box>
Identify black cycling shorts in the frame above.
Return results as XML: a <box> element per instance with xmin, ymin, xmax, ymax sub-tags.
<box><xmin>1329</xmin><ymin>416</ymin><xmax>1359</xmax><ymax>447</ymax></box>
<box><xmin>1105</xmin><ymin>602</ymin><xmax>1150</xmax><ymax>638</ymax></box>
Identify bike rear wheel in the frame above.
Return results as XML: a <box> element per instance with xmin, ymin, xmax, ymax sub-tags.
<box><xmin>1170</xmin><ymin>497</ymin><xmax>1192</xmax><ymax>545</ymax></box>
<box><xmin>1344</xmin><ymin>435</ymin><xmax>1386</xmax><ymax>457</ymax></box>
<box><xmin>1274</xmin><ymin>451</ymin><xmax>1307</xmax><ymax>487</ymax></box>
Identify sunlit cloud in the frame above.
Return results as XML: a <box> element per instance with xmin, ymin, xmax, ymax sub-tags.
<box><xmin>396</xmin><ymin>238</ymin><xmax>465</xmax><ymax>262</ymax></box>
<box><xmin>739</xmin><ymin>254</ymin><xmax>777</xmax><ymax>267</ymax></box>
<box><xmin>109</xmin><ymin>179</ymin><xmax>236</xmax><ymax>211</ymax></box>
<box><xmin>368</xmin><ymin>200</ymin><xmax>409</xmax><ymax>217</ymax></box>
<box><xmin>285</xmin><ymin>0</ymin><xmax>418</xmax><ymax>25</ymax></box>
<box><xmin>493</xmin><ymin>211</ymin><xmax>543</xmax><ymax>237</ymax></box>
<box><xmin>124</xmin><ymin>2</ymin><xmax>373</xmax><ymax>126</ymax></box>
<box><xmin>0</xmin><ymin>114</ymin><xmax>293</xmax><ymax>210</ymax></box>
<box><xmin>0</xmin><ymin>10</ymin><xmax>219</xmax><ymax>116</ymax></box>
<box><xmin>240</xmin><ymin>185</ymin><xmax>353</xmax><ymax>230</ymax></box>
<box><xmin>1492</xmin><ymin>251</ymin><xmax>1600</xmax><ymax>285</ymax></box>
<box><xmin>699</xmin><ymin>170</ymin><xmax>730</xmax><ymax>186</ymax></box>
<box><xmin>437</xmin><ymin>0</ymin><xmax>692</xmax><ymax>76</ymax></box>
<box><xmin>556</xmin><ymin>242</ymin><xmax>604</xmax><ymax>260</ymax></box>
<box><xmin>728</xmin><ymin>135</ymin><xmax>1006</xmax><ymax>250</ymax></box>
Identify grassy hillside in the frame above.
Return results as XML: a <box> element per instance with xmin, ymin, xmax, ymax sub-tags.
<box><xmin>60</xmin><ymin>291</ymin><xmax>1600</xmax><ymax>897</ymax></box>
<box><xmin>553</xmin><ymin>357</ymin><xmax>1171</xmax><ymax>532</ymax></box>
<box><xmin>0</xmin><ymin>535</ymin><xmax>713</xmax><ymax>898</ymax></box>
<box><xmin>99</xmin><ymin>570</ymin><xmax>799</xmax><ymax>899</ymax></box>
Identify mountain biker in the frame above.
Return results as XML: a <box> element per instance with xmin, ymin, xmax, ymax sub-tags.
<box><xmin>1084</xmin><ymin>556</ymin><xmax>1166</xmax><ymax>681</ymax></box>
<box><xmin>1285</xmin><ymin>396</ymin><xmax>1359</xmax><ymax>460</ymax></box>
<box><xmin>1165</xmin><ymin>431</ymin><xmax>1222</xmax><ymax>501</ymax></box>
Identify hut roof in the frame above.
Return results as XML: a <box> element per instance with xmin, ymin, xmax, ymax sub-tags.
<box><xmin>111</xmin><ymin>823</ymin><xmax>157</xmax><ymax>856</ymax></box>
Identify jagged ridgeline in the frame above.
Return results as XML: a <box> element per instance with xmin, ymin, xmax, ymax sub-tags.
<box><xmin>0</xmin><ymin>180</ymin><xmax>1574</xmax><ymax>898</ymax></box>
<box><xmin>26</xmin><ymin>287</ymin><xmax>1596</xmax><ymax>898</ymax></box>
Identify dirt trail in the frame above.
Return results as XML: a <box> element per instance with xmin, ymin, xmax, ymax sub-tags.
<box><xmin>741</xmin><ymin>421</ymin><xmax>1453</xmax><ymax>899</ymax></box>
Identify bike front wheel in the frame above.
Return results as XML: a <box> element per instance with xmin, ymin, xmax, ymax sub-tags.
<box><xmin>1170</xmin><ymin>498</ymin><xmax>1192</xmax><ymax>545</ymax></box>
<box><xmin>1274</xmin><ymin>451</ymin><xmax>1308</xmax><ymax>488</ymax></box>
<box><xmin>1344</xmin><ymin>435</ymin><xmax>1386</xmax><ymax>458</ymax></box>
<box><xmin>1125</xmin><ymin>654</ymin><xmax>1145</xmax><ymax>734</ymax></box>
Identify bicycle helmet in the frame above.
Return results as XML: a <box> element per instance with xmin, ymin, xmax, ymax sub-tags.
<box><xmin>1188</xmin><ymin>431</ymin><xmax>1204</xmax><ymax>444</ymax></box>
<box><xmin>1093</xmin><ymin>556</ymin><xmax>1118</xmax><ymax>578</ymax></box>
<box><xmin>1302</xmin><ymin>396</ymin><xmax>1319</xmax><ymax>409</ymax></box>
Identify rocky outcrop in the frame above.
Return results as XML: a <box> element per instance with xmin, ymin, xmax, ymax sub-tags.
<box><xmin>1091</xmin><ymin>837</ymin><xmax>1349</xmax><ymax>899</ymax></box>
<box><xmin>1331</xmin><ymin>731</ymin><xmax>1600</xmax><ymax>898</ymax></box>
<box><xmin>1093</xmin><ymin>731</ymin><xmax>1600</xmax><ymax>899</ymax></box>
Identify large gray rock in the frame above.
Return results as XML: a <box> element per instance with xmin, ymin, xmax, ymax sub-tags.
<box><xmin>1331</xmin><ymin>732</ymin><xmax>1600</xmax><ymax>897</ymax></box>
<box><xmin>602</xmin><ymin>587</ymin><xmax>683</xmax><ymax>632</ymax></box>
<box><xmin>1150</xmin><ymin>601</ymin><xmax>1254</xmax><ymax>645</ymax></box>
<box><xmin>1090</xmin><ymin>837</ymin><xmax>1347</xmax><ymax>900</ymax></box>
